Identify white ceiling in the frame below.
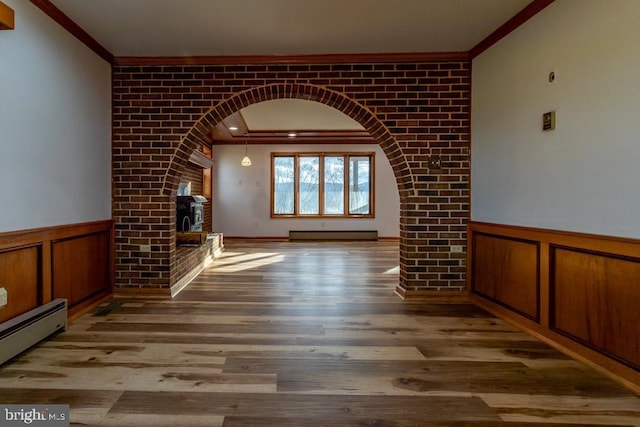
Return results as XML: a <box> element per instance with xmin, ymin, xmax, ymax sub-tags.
<box><xmin>45</xmin><ymin>0</ymin><xmax>531</xmax><ymax>136</ymax></box>
<box><xmin>240</xmin><ymin>100</ymin><xmax>364</xmax><ymax>131</ymax></box>
<box><xmin>49</xmin><ymin>0</ymin><xmax>530</xmax><ymax>57</ymax></box>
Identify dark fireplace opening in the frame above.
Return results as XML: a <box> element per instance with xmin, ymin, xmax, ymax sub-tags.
<box><xmin>177</xmin><ymin>195</ymin><xmax>207</xmax><ymax>233</ymax></box>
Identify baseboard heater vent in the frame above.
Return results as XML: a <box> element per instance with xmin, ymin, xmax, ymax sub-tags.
<box><xmin>289</xmin><ymin>230</ymin><xmax>378</xmax><ymax>241</ymax></box>
<box><xmin>0</xmin><ymin>298</ymin><xmax>67</xmax><ymax>365</ymax></box>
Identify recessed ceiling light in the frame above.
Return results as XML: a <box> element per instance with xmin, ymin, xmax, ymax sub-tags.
<box><xmin>229</xmin><ymin>126</ymin><xmax>238</xmax><ymax>131</ymax></box>
<box><xmin>288</xmin><ymin>132</ymin><xmax>297</xmax><ymax>138</ymax></box>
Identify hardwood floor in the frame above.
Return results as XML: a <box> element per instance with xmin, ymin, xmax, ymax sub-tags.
<box><xmin>1</xmin><ymin>240</ymin><xmax>639</xmax><ymax>426</ymax></box>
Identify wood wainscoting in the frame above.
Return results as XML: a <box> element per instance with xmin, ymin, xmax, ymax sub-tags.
<box><xmin>471</xmin><ymin>233</ymin><xmax>539</xmax><ymax>321</ymax></box>
<box><xmin>0</xmin><ymin>245</ymin><xmax>40</xmax><ymax>324</ymax></box>
<box><xmin>468</xmin><ymin>221</ymin><xmax>640</xmax><ymax>392</ymax></box>
<box><xmin>0</xmin><ymin>220</ymin><xmax>113</xmax><ymax>321</ymax></box>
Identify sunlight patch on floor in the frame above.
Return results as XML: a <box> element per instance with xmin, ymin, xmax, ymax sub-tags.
<box><xmin>384</xmin><ymin>265</ymin><xmax>400</xmax><ymax>274</ymax></box>
<box><xmin>213</xmin><ymin>252</ymin><xmax>285</xmax><ymax>272</ymax></box>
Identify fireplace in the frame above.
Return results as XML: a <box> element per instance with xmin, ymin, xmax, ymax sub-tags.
<box><xmin>177</xmin><ymin>195</ymin><xmax>207</xmax><ymax>232</ymax></box>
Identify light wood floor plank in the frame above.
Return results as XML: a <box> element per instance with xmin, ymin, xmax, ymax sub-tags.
<box><xmin>0</xmin><ymin>241</ymin><xmax>637</xmax><ymax>426</ymax></box>
<box><xmin>109</xmin><ymin>391</ymin><xmax>500</xmax><ymax>422</ymax></box>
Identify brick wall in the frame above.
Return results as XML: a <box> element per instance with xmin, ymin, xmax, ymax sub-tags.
<box><xmin>174</xmin><ymin>233</ymin><xmax>222</xmax><ymax>290</ymax></box>
<box><xmin>112</xmin><ymin>61</ymin><xmax>470</xmax><ymax>294</ymax></box>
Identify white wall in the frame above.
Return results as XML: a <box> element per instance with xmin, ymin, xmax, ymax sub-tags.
<box><xmin>472</xmin><ymin>0</ymin><xmax>640</xmax><ymax>238</ymax></box>
<box><xmin>0</xmin><ymin>0</ymin><xmax>111</xmax><ymax>232</ymax></box>
<box><xmin>213</xmin><ymin>144</ymin><xmax>400</xmax><ymax>237</ymax></box>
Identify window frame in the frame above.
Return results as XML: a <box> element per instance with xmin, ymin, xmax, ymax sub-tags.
<box><xmin>202</xmin><ymin>145</ymin><xmax>212</xmax><ymax>198</ymax></box>
<box><xmin>270</xmin><ymin>152</ymin><xmax>375</xmax><ymax>219</ymax></box>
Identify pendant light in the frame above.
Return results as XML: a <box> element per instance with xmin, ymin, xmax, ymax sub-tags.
<box><xmin>241</xmin><ymin>134</ymin><xmax>252</xmax><ymax>167</ymax></box>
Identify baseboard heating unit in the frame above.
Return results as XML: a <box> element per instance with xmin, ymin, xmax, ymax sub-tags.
<box><xmin>0</xmin><ymin>298</ymin><xmax>67</xmax><ymax>365</ymax></box>
<box><xmin>289</xmin><ymin>230</ymin><xmax>378</xmax><ymax>241</ymax></box>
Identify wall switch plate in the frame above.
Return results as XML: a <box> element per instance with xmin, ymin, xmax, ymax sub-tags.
<box><xmin>451</xmin><ymin>245</ymin><xmax>464</xmax><ymax>253</ymax></box>
<box><xmin>0</xmin><ymin>287</ymin><xmax>7</xmax><ymax>307</ymax></box>
<box><xmin>543</xmin><ymin>111</ymin><xmax>556</xmax><ymax>131</ymax></box>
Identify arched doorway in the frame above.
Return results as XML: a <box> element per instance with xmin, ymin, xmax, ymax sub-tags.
<box><xmin>165</xmin><ymin>82</ymin><xmax>415</xmax><ymax>293</ymax></box>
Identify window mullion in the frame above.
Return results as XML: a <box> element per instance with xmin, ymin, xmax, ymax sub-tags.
<box><xmin>344</xmin><ymin>154</ymin><xmax>349</xmax><ymax>217</ymax></box>
<box><xmin>370</xmin><ymin>153</ymin><xmax>375</xmax><ymax>217</ymax></box>
<box><xmin>294</xmin><ymin>155</ymin><xmax>299</xmax><ymax>216</ymax></box>
<box><xmin>319</xmin><ymin>154</ymin><xmax>325</xmax><ymax>217</ymax></box>
<box><xmin>270</xmin><ymin>155</ymin><xmax>274</xmax><ymax>216</ymax></box>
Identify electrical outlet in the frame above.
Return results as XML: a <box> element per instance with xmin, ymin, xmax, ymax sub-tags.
<box><xmin>0</xmin><ymin>287</ymin><xmax>7</xmax><ymax>308</ymax></box>
<box><xmin>451</xmin><ymin>245</ymin><xmax>464</xmax><ymax>253</ymax></box>
<box><xmin>428</xmin><ymin>155</ymin><xmax>442</xmax><ymax>169</ymax></box>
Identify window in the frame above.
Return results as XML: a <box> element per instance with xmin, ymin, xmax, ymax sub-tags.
<box><xmin>271</xmin><ymin>152</ymin><xmax>374</xmax><ymax>218</ymax></box>
<box><xmin>202</xmin><ymin>145</ymin><xmax>212</xmax><ymax>198</ymax></box>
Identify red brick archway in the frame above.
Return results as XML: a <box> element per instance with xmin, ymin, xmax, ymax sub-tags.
<box><xmin>164</xmin><ymin>82</ymin><xmax>415</xmax><ymax>292</ymax></box>
<box><xmin>112</xmin><ymin>60</ymin><xmax>470</xmax><ymax>295</ymax></box>
<box><xmin>162</xmin><ymin>83</ymin><xmax>414</xmax><ymax>197</ymax></box>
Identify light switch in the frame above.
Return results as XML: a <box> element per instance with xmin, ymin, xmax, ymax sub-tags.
<box><xmin>543</xmin><ymin>111</ymin><xmax>556</xmax><ymax>131</ymax></box>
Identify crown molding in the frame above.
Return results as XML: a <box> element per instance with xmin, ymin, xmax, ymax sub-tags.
<box><xmin>212</xmin><ymin>130</ymin><xmax>376</xmax><ymax>145</ymax></box>
<box><xmin>29</xmin><ymin>0</ymin><xmax>554</xmax><ymax>67</ymax></box>
<box><xmin>113</xmin><ymin>51</ymin><xmax>471</xmax><ymax>66</ymax></box>
<box><xmin>29</xmin><ymin>0</ymin><xmax>114</xmax><ymax>64</ymax></box>
<box><xmin>469</xmin><ymin>0</ymin><xmax>555</xmax><ymax>59</ymax></box>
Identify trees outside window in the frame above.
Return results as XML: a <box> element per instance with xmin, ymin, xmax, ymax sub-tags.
<box><xmin>271</xmin><ymin>152</ymin><xmax>374</xmax><ymax>218</ymax></box>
